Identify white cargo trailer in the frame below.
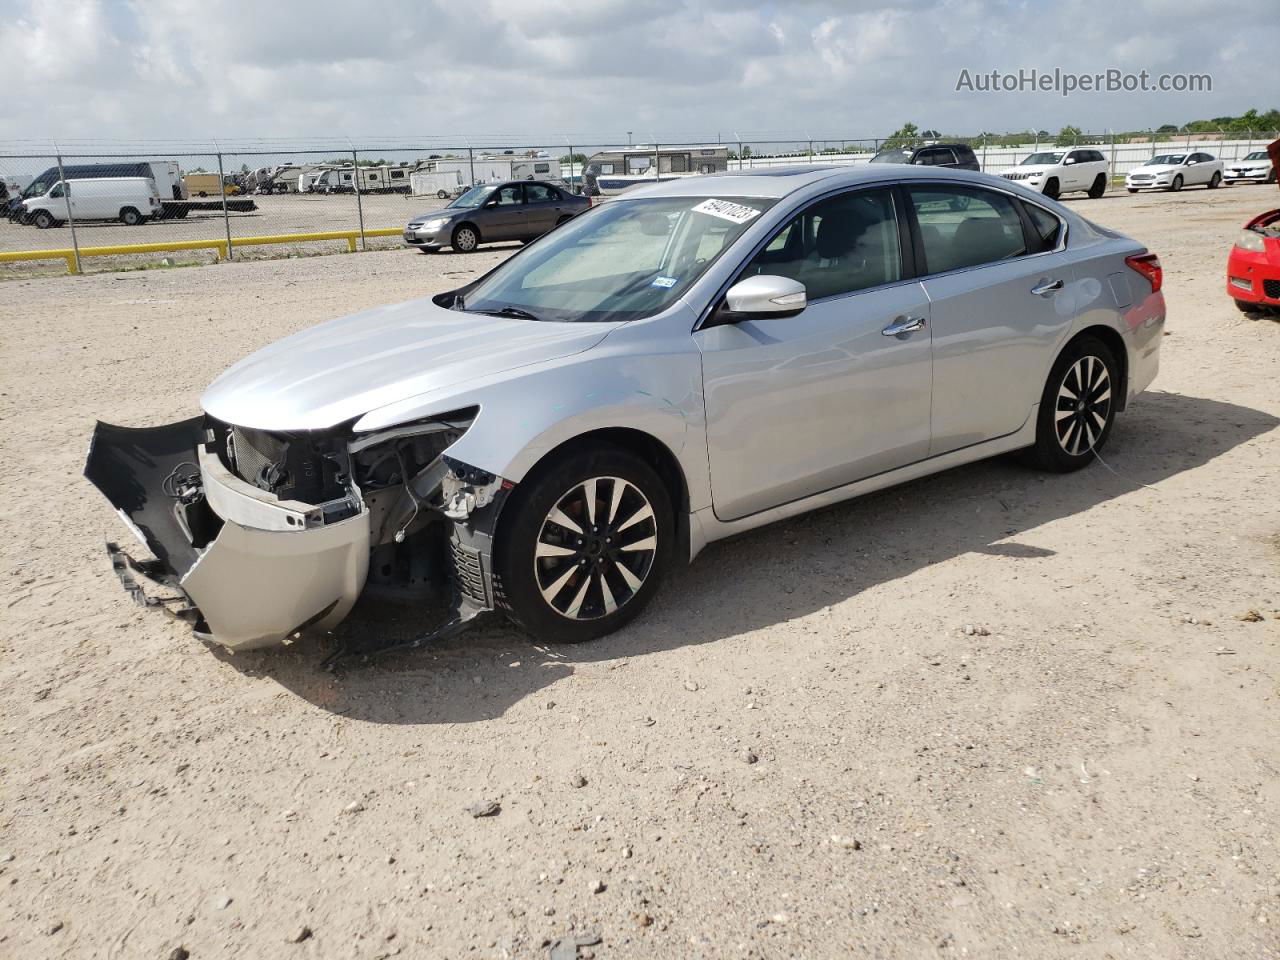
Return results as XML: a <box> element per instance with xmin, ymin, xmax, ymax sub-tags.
<box><xmin>410</xmin><ymin>169</ymin><xmax>464</xmax><ymax>198</ymax></box>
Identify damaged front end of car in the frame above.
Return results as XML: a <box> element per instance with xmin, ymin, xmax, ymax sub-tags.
<box><xmin>84</xmin><ymin>407</ymin><xmax>511</xmax><ymax>652</ymax></box>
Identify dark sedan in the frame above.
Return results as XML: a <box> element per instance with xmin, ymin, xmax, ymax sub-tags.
<box><xmin>404</xmin><ymin>180</ymin><xmax>589</xmax><ymax>253</ymax></box>
<box><xmin>869</xmin><ymin>143</ymin><xmax>980</xmax><ymax>171</ymax></box>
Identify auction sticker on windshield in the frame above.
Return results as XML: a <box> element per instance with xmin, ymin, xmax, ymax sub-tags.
<box><xmin>692</xmin><ymin>199</ymin><xmax>762</xmax><ymax>225</ymax></box>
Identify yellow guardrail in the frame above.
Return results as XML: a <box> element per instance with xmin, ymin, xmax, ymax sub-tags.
<box><xmin>0</xmin><ymin>227</ymin><xmax>407</xmax><ymax>275</ymax></box>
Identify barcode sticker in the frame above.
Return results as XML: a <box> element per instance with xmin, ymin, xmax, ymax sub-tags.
<box><xmin>691</xmin><ymin>199</ymin><xmax>762</xmax><ymax>224</ymax></box>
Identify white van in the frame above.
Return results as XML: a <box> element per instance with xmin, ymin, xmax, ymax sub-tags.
<box><xmin>22</xmin><ymin>177</ymin><xmax>162</xmax><ymax>229</ymax></box>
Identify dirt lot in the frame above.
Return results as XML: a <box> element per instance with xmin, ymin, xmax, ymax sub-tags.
<box><xmin>2</xmin><ymin>185</ymin><xmax>1279</xmax><ymax>960</ymax></box>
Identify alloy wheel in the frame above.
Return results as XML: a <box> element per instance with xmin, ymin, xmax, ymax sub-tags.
<box><xmin>533</xmin><ymin>476</ymin><xmax>657</xmax><ymax>620</ymax></box>
<box><xmin>454</xmin><ymin>227</ymin><xmax>477</xmax><ymax>252</ymax></box>
<box><xmin>1054</xmin><ymin>355</ymin><xmax>1111</xmax><ymax>456</ymax></box>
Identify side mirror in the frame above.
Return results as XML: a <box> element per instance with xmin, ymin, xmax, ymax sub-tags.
<box><xmin>706</xmin><ymin>276</ymin><xmax>807</xmax><ymax>328</ymax></box>
<box><xmin>1063</xmin><ymin>157</ymin><xmax>1076</xmax><ymax>165</ymax></box>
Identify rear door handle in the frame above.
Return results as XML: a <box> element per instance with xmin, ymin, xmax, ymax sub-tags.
<box><xmin>1031</xmin><ymin>278</ymin><xmax>1064</xmax><ymax>297</ymax></box>
<box><xmin>882</xmin><ymin>315</ymin><xmax>927</xmax><ymax>338</ymax></box>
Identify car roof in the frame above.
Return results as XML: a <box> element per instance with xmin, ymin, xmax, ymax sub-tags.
<box><xmin>619</xmin><ymin>164</ymin><xmax>1024</xmax><ymax>200</ymax></box>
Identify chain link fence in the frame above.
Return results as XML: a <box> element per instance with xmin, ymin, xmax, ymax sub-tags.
<box><xmin>2</xmin><ymin>128</ymin><xmax>1276</xmax><ymax>277</ymax></box>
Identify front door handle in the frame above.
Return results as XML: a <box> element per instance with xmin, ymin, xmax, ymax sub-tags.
<box><xmin>1031</xmin><ymin>278</ymin><xmax>1064</xmax><ymax>297</ymax></box>
<box><xmin>882</xmin><ymin>315</ymin><xmax>927</xmax><ymax>338</ymax></box>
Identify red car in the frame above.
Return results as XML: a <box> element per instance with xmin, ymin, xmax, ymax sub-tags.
<box><xmin>1227</xmin><ymin>139</ymin><xmax>1280</xmax><ymax>315</ymax></box>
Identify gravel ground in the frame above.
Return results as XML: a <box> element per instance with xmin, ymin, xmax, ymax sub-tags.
<box><xmin>2</xmin><ymin>185</ymin><xmax>1279</xmax><ymax>960</ymax></box>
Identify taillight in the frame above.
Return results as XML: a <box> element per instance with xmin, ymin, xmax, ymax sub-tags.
<box><xmin>1125</xmin><ymin>253</ymin><xmax>1162</xmax><ymax>293</ymax></box>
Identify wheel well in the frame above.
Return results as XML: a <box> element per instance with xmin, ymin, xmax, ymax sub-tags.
<box><xmin>508</xmin><ymin>427</ymin><xmax>691</xmax><ymax>561</ymax></box>
<box><xmin>454</xmin><ymin>221</ymin><xmax>480</xmax><ymax>242</ymax></box>
<box><xmin>1067</xmin><ymin>325</ymin><xmax>1128</xmax><ymax>410</ymax></box>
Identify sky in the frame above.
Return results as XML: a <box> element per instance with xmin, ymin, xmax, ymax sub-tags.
<box><xmin>1</xmin><ymin>0</ymin><xmax>1275</xmax><ymax>150</ymax></box>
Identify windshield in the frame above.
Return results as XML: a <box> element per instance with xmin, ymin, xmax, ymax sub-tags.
<box><xmin>1022</xmin><ymin>152</ymin><xmax>1064</xmax><ymax>165</ymax></box>
<box><xmin>449</xmin><ymin>184</ymin><xmax>491</xmax><ymax>208</ymax></box>
<box><xmin>869</xmin><ymin>150</ymin><xmax>912</xmax><ymax>164</ymax></box>
<box><xmin>1148</xmin><ymin>155</ymin><xmax>1186</xmax><ymax>165</ymax></box>
<box><xmin>459</xmin><ymin>195</ymin><xmax>776</xmax><ymax>323</ymax></box>
<box><xmin>1243</xmin><ymin>151</ymin><xmax>1268</xmax><ymax>161</ymax></box>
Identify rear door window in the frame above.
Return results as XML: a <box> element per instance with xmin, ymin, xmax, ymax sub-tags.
<box><xmin>908</xmin><ymin>185</ymin><xmax>1029</xmax><ymax>274</ymax></box>
<box><xmin>1024</xmin><ymin>203</ymin><xmax>1063</xmax><ymax>251</ymax></box>
<box><xmin>525</xmin><ymin>183</ymin><xmax>556</xmax><ymax>203</ymax></box>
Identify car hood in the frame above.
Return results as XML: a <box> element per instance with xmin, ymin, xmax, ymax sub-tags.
<box><xmin>409</xmin><ymin>209</ymin><xmax>465</xmax><ymax>223</ymax></box>
<box><xmin>201</xmin><ymin>297</ymin><xmax>615</xmax><ymax>432</ymax></box>
<box><xmin>1010</xmin><ymin>164</ymin><xmax>1057</xmax><ymax>174</ymax></box>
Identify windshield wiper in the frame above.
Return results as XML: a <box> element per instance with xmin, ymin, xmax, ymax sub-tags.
<box><xmin>475</xmin><ymin>305</ymin><xmax>542</xmax><ymax>322</ymax></box>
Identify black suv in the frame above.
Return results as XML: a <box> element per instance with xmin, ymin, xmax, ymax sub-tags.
<box><xmin>868</xmin><ymin>143</ymin><xmax>981</xmax><ymax>171</ymax></box>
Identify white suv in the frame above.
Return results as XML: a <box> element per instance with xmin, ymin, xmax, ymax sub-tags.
<box><xmin>1000</xmin><ymin>148</ymin><xmax>1110</xmax><ymax>200</ymax></box>
<box><xmin>1125</xmin><ymin>152</ymin><xmax>1224</xmax><ymax>193</ymax></box>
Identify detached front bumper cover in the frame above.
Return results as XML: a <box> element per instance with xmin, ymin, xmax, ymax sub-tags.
<box><xmin>85</xmin><ymin>418</ymin><xmax>371</xmax><ymax>651</ymax></box>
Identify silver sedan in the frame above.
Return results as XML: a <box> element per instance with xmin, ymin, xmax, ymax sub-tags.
<box><xmin>87</xmin><ymin>165</ymin><xmax>1165</xmax><ymax>652</ymax></box>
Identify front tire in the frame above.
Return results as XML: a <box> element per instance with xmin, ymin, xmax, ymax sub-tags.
<box><xmin>493</xmin><ymin>446</ymin><xmax>673</xmax><ymax>643</ymax></box>
<box><xmin>32</xmin><ymin>210</ymin><xmax>55</xmax><ymax>229</ymax></box>
<box><xmin>1043</xmin><ymin>177</ymin><xmax>1060</xmax><ymax>200</ymax></box>
<box><xmin>1024</xmin><ymin>336</ymin><xmax>1119</xmax><ymax>473</ymax></box>
<box><xmin>1169</xmin><ymin>174</ymin><xmax>1183</xmax><ymax>192</ymax></box>
<box><xmin>451</xmin><ymin>223</ymin><xmax>479</xmax><ymax>252</ymax></box>
<box><xmin>1087</xmin><ymin>173</ymin><xmax>1107</xmax><ymax>198</ymax></box>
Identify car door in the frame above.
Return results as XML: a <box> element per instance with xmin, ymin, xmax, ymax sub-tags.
<box><xmin>480</xmin><ymin>184</ymin><xmax>525</xmax><ymax>240</ymax></box>
<box><xmin>906</xmin><ymin>183</ymin><xmax>1076</xmax><ymax>454</ymax></box>
<box><xmin>522</xmin><ymin>182</ymin><xmax>563</xmax><ymax>236</ymax></box>
<box><xmin>1060</xmin><ymin>150</ymin><xmax>1085</xmax><ymax>189</ymax></box>
<box><xmin>696</xmin><ymin>185</ymin><xmax>933</xmax><ymax>521</ymax></box>
<box><xmin>49</xmin><ymin>181</ymin><xmax>73</xmax><ymax>220</ymax></box>
<box><xmin>1185</xmin><ymin>154</ymin><xmax>1208</xmax><ymax>186</ymax></box>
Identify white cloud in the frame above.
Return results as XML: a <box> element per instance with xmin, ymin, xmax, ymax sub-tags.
<box><xmin>0</xmin><ymin>0</ymin><xmax>1274</xmax><ymax>150</ymax></box>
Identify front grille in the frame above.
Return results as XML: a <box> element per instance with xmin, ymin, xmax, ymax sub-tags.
<box><xmin>230</xmin><ymin>425</ymin><xmax>287</xmax><ymax>490</ymax></box>
<box><xmin>450</xmin><ymin>539</ymin><xmax>488</xmax><ymax>605</ymax></box>
<box><xmin>1264</xmin><ymin>278</ymin><xmax>1280</xmax><ymax>300</ymax></box>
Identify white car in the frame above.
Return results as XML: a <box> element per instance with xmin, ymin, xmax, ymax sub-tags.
<box><xmin>999</xmin><ymin>148</ymin><xmax>1110</xmax><ymax>200</ymax></box>
<box><xmin>1125</xmin><ymin>152</ymin><xmax>1224</xmax><ymax>193</ymax></box>
<box><xmin>1223</xmin><ymin>150</ymin><xmax>1276</xmax><ymax>185</ymax></box>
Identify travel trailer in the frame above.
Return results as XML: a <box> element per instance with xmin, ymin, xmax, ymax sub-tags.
<box><xmin>581</xmin><ymin>146</ymin><xmax>729</xmax><ymax>196</ymax></box>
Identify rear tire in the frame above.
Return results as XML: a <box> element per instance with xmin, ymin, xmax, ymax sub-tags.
<box><xmin>437</xmin><ymin>189</ymin><xmax>449</xmax><ymax>199</ymax></box>
<box><xmin>1208</xmin><ymin>171</ymin><xmax>1221</xmax><ymax>189</ymax></box>
<box><xmin>493</xmin><ymin>446</ymin><xmax>673</xmax><ymax>644</ymax></box>
<box><xmin>120</xmin><ymin>207</ymin><xmax>143</xmax><ymax>226</ymax></box>
<box><xmin>1043</xmin><ymin>177</ymin><xmax>1060</xmax><ymax>200</ymax></box>
<box><xmin>1023</xmin><ymin>335</ymin><xmax>1119</xmax><ymax>473</ymax></box>
<box><xmin>1087</xmin><ymin>173</ymin><xmax>1107</xmax><ymax>198</ymax></box>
